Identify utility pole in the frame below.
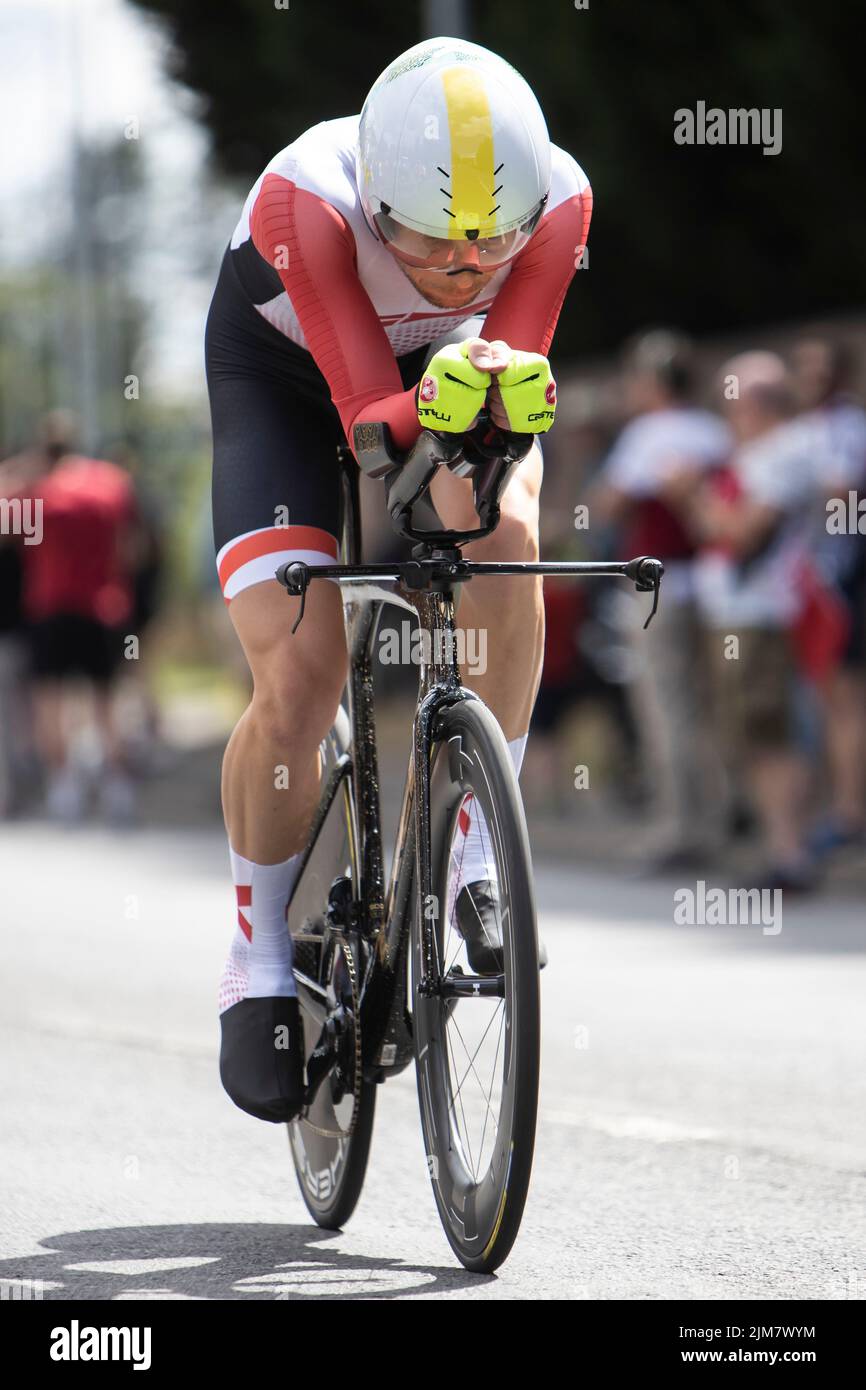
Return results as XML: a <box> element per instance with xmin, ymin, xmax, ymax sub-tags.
<box><xmin>66</xmin><ymin>4</ymin><xmax>100</xmax><ymax>453</ymax></box>
<box><xmin>422</xmin><ymin>0</ymin><xmax>470</xmax><ymax>39</ymax></box>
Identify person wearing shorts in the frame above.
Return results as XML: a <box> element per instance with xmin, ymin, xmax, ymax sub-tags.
<box><xmin>690</xmin><ymin>353</ymin><xmax>821</xmax><ymax>889</ymax></box>
<box><xmin>208</xmin><ymin>38</ymin><xmax>593</xmax><ymax>1122</ymax></box>
<box><xmin>792</xmin><ymin>338</ymin><xmax>866</xmax><ymax>854</ymax></box>
<box><xmin>19</xmin><ymin>450</ymin><xmax>137</xmax><ymax>820</ymax></box>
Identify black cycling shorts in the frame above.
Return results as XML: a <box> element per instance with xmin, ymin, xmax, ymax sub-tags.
<box><xmin>206</xmin><ymin>246</ymin><xmax>483</xmax><ymax>601</ymax></box>
<box><xmin>29</xmin><ymin>615</ymin><xmax>123</xmax><ymax>685</ymax></box>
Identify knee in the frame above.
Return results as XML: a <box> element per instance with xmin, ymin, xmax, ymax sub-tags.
<box><xmin>481</xmin><ymin>507</ymin><xmax>540</xmax><ymax>564</ymax></box>
<box><xmin>505</xmin><ymin>509</ymin><xmax>540</xmax><ymax>563</ymax></box>
<box><xmin>252</xmin><ymin>641</ymin><xmax>347</xmax><ymax>750</ymax></box>
<box><xmin>231</xmin><ymin>582</ymin><xmax>347</xmax><ymax>749</ymax></box>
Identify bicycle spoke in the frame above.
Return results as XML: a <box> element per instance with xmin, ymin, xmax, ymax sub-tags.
<box><xmin>443</xmin><ymin>894</ymin><xmax>465</xmax><ymax>975</ymax></box>
<box><xmin>447</xmin><ymin>1002</ymin><xmax>504</xmax><ymax>1121</ymax></box>
<box><xmin>476</xmin><ymin>1007</ymin><xmax>506</xmax><ymax>1171</ymax></box>
<box><xmin>445</xmin><ymin>1022</ymin><xmax>475</xmax><ymax>1175</ymax></box>
<box><xmin>444</xmin><ymin>840</ymin><xmax>467</xmax><ymax>974</ymax></box>
<box><xmin>438</xmin><ymin>792</ymin><xmax>510</xmax><ymax>1182</ymax></box>
<box><xmin>447</xmin><ymin>1004</ymin><xmax>504</xmax><ymax>1180</ymax></box>
<box><xmin>460</xmin><ymin>886</ymin><xmax>501</xmax><ymax>958</ymax></box>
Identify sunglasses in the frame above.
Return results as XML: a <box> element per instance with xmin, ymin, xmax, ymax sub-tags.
<box><xmin>374</xmin><ymin>199</ymin><xmax>547</xmax><ymax>272</ymax></box>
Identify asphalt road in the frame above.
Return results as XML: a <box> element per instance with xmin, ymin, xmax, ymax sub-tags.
<box><xmin>1</xmin><ymin>822</ymin><xmax>865</xmax><ymax>1301</ymax></box>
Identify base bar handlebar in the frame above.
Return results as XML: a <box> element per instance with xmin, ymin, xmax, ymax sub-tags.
<box><xmin>276</xmin><ymin>554</ymin><xmax>665</xmax><ymax>632</ymax></box>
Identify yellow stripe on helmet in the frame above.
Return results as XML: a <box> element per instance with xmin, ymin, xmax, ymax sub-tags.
<box><xmin>441</xmin><ymin>67</ymin><xmax>497</xmax><ymax>239</ymax></box>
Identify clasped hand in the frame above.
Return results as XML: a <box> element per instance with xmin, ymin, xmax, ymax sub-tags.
<box><xmin>417</xmin><ymin>338</ymin><xmax>557</xmax><ymax>435</ymax></box>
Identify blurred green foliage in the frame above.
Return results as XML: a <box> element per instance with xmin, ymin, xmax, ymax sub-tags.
<box><xmin>0</xmin><ymin>138</ymin><xmax>146</xmax><ymax>450</ymax></box>
<box><xmin>131</xmin><ymin>0</ymin><xmax>863</xmax><ymax>353</ymax></box>
<box><xmin>0</xmin><ymin>129</ymin><xmax>213</xmax><ymax>603</ymax></box>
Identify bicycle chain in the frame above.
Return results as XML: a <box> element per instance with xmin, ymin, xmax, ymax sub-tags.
<box><xmin>297</xmin><ymin>929</ymin><xmax>362</xmax><ymax>1141</ymax></box>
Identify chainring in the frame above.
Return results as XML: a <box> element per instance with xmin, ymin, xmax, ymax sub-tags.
<box><xmin>300</xmin><ymin>928</ymin><xmax>362</xmax><ymax>1140</ymax></box>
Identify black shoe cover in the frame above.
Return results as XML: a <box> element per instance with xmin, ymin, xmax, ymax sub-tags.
<box><xmin>219</xmin><ymin>996</ymin><xmax>305</xmax><ymax>1123</ymax></box>
<box><xmin>455</xmin><ymin>879</ymin><xmax>548</xmax><ymax>974</ymax></box>
<box><xmin>455</xmin><ymin>878</ymin><xmax>504</xmax><ymax>975</ymax></box>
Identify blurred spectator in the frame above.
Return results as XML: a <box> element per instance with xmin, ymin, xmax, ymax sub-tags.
<box><xmin>0</xmin><ymin>410</ymin><xmax>79</xmax><ymax>815</ymax></box>
<box><xmin>15</xmin><ymin>423</ymin><xmax>140</xmax><ymax>822</ymax></box>
<box><xmin>107</xmin><ymin>442</ymin><xmax>167</xmax><ymax>765</ymax></box>
<box><xmin>592</xmin><ymin>329</ymin><xmax>731</xmax><ymax>867</ymax></box>
<box><xmin>0</xmin><ymin>515</ymin><xmax>28</xmax><ymax>816</ymax></box>
<box><xmin>525</xmin><ymin>576</ymin><xmax>586</xmax><ymax>812</ymax></box>
<box><xmin>684</xmin><ymin>352</ymin><xmax>820</xmax><ymax>889</ymax></box>
<box><xmin>791</xmin><ymin>339</ymin><xmax>866</xmax><ymax>855</ymax></box>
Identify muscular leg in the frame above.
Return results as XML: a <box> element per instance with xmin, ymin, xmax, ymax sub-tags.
<box><xmin>223</xmin><ymin>578</ymin><xmax>347</xmax><ymax>864</ymax></box>
<box><xmin>216</xmin><ymin>576</ymin><xmax>347</xmax><ymax>1123</ymax></box>
<box><xmin>429</xmin><ymin>441</ymin><xmax>545</xmax><ymax>737</ymax></box>
<box><xmin>205</xmin><ymin>265</ymin><xmax>355</xmax><ymax>1120</ymax></box>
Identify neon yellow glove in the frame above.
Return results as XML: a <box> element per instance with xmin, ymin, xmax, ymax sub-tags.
<box><xmin>417</xmin><ymin>342</ymin><xmax>491</xmax><ymax>433</ymax></box>
<box><xmin>496</xmin><ymin>351</ymin><xmax>557</xmax><ymax>433</ymax></box>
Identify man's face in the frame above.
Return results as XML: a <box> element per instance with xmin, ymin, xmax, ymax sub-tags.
<box><xmin>389</xmin><ymin>242</ymin><xmax>498</xmax><ymax>309</ymax></box>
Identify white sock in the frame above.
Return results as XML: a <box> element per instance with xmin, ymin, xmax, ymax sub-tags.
<box><xmin>456</xmin><ymin>735</ymin><xmax>528</xmax><ymax>887</ymax></box>
<box><xmin>507</xmin><ymin>734</ymin><xmax>528</xmax><ymax>779</ymax></box>
<box><xmin>218</xmin><ymin>848</ymin><xmax>303</xmax><ymax>1013</ymax></box>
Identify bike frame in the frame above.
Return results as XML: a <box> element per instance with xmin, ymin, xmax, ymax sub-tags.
<box><xmin>280</xmin><ymin>445</ymin><xmax>663</xmax><ymax>1084</ymax></box>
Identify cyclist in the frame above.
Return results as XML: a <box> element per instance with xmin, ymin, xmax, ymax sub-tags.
<box><xmin>207</xmin><ymin>36</ymin><xmax>592</xmax><ymax>1122</ymax></box>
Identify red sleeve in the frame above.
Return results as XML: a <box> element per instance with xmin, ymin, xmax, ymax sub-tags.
<box><xmin>482</xmin><ymin>190</ymin><xmax>592</xmax><ymax>355</ymax></box>
<box><xmin>250</xmin><ymin>174</ymin><xmax>420</xmax><ymax>452</ymax></box>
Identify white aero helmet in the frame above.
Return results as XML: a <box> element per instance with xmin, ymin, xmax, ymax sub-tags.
<box><xmin>357</xmin><ymin>37</ymin><xmax>551</xmax><ymax>269</ymax></box>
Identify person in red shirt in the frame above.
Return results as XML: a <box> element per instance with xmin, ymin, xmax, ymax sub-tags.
<box><xmin>18</xmin><ymin>447</ymin><xmax>138</xmax><ymax>821</ymax></box>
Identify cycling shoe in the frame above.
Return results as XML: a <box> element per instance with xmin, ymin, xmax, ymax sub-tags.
<box><xmin>219</xmin><ymin>996</ymin><xmax>305</xmax><ymax>1123</ymax></box>
<box><xmin>454</xmin><ymin>878</ymin><xmax>548</xmax><ymax>974</ymax></box>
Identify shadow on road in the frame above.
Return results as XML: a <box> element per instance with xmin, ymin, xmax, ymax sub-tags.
<box><xmin>0</xmin><ymin>1223</ymin><xmax>483</xmax><ymax>1300</ymax></box>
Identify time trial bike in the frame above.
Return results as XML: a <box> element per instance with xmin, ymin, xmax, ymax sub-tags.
<box><xmin>276</xmin><ymin>420</ymin><xmax>663</xmax><ymax>1272</ymax></box>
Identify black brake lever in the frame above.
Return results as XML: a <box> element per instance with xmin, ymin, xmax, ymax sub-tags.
<box><xmin>643</xmin><ymin>573</ymin><xmax>661</xmax><ymax>629</ymax></box>
<box><xmin>624</xmin><ymin>556</ymin><xmax>664</xmax><ymax>628</ymax></box>
<box><xmin>276</xmin><ymin>560</ymin><xmax>311</xmax><ymax>633</ymax></box>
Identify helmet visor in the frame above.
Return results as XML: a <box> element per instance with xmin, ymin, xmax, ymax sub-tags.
<box><xmin>373</xmin><ymin>200</ymin><xmax>546</xmax><ymax>272</ymax></box>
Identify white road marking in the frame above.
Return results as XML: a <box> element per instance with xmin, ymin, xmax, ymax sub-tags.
<box><xmin>543</xmin><ymin>1110</ymin><xmax>719</xmax><ymax>1143</ymax></box>
<box><xmin>65</xmin><ymin>1258</ymin><xmax>219</xmax><ymax>1275</ymax></box>
<box><xmin>232</xmin><ymin>1266</ymin><xmax>436</xmax><ymax>1296</ymax></box>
